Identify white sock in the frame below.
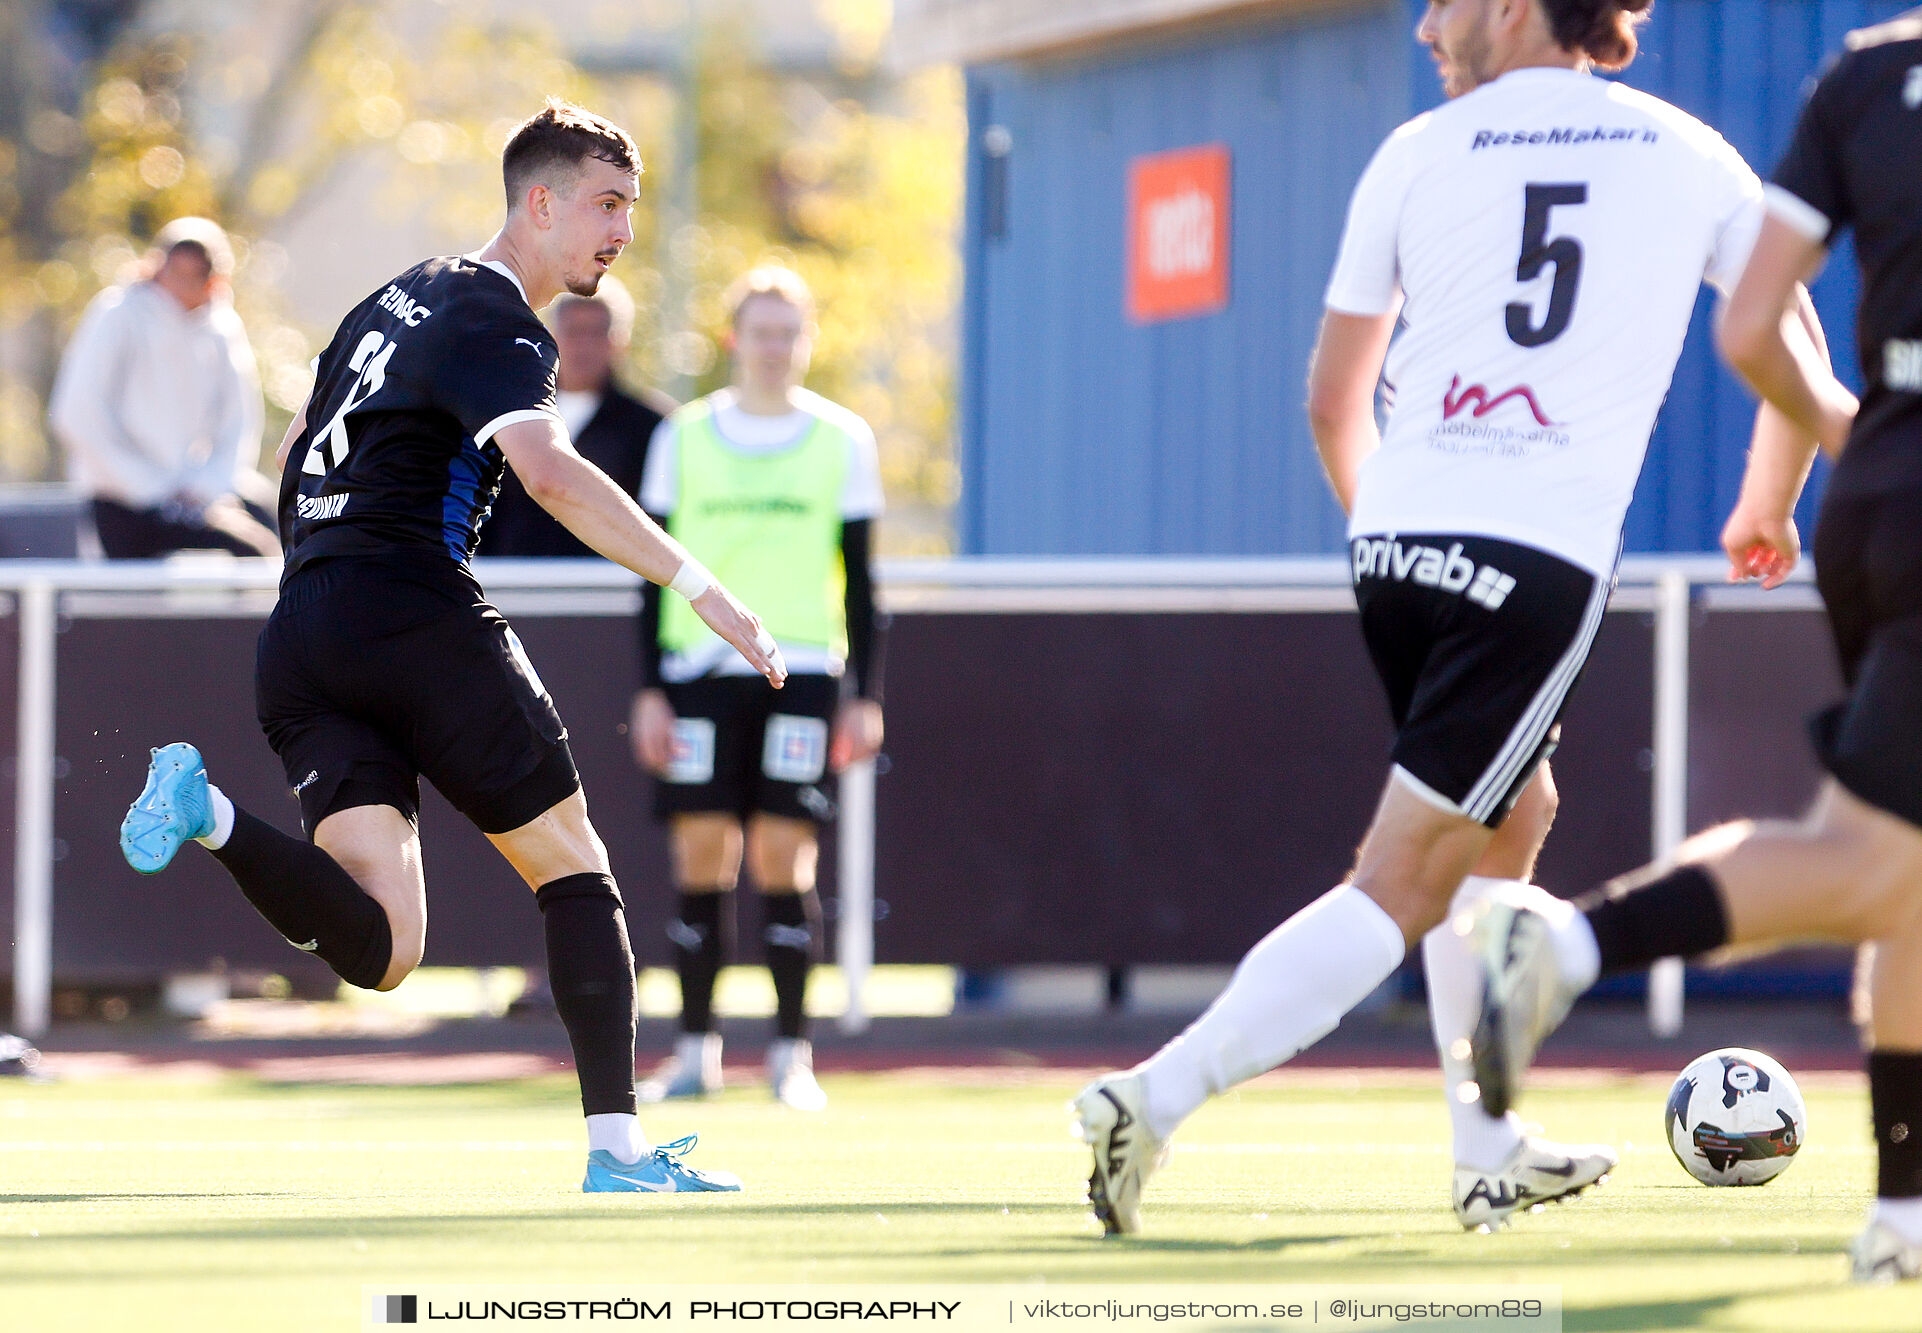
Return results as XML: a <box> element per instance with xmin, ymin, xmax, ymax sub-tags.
<box><xmin>1425</xmin><ymin>876</ymin><xmax>1526</xmax><ymax>1170</ymax></box>
<box><xmin>1137</xmin><ymin>885</ymin><xmax>1406</xmax><ymax>1141</ymax></box>
<box><xmin>193</xmin><ymin>784</ymin><xmax>236</xmax><ymax>850</ymax></box>
<box><xmin>1874</xmin><ymin>1195</ymin><xmax>1922</xmax><ymax>1245</ymax></box>
<box><xmin>1553</xmin><ymin>903</ymin><xmax>1602</xmax><ymax>993</ymax></box>
<box><xmin>586</xmin><ymin>1113</ymin><xmax>650</xmax><ymax>1164</ymax></box>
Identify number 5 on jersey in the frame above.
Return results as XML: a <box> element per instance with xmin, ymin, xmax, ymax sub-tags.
<box><xmin>303</xmin><ymin>331</ymin><xmax>397</xmax><ymax>476</ymax></box>
<box><xmin>1507</xmin><ymin>183</ymin><xmax>1587</xmax><ymax>348</ymax></box>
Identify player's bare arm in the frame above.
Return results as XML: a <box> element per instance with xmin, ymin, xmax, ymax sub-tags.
<box><xmin>1307</xmin><ymin>307</ymin><xmax>1399</xmax><ymax>514</ymax></box>
<box><xmin>1722</xmin><ymin>287</ymin><xmax>1833</xmax><ymax>589</ymax></box>
<box><xmin>1717</xmin><ymin>216</ymin><xmax>1858</xmax><ymax>454</ymax></box>
<box><xmin>496</xmin><ymin>414</ymin><xmax>787</xmax><ymax>687</ymax></box>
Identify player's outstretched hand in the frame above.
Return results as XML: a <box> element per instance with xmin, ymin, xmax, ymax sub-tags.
<box><xmin>691</xmin><ymin>585</ymin><xmax>787</xmax><ymax>688</ymax></box>
<box><xmin>1720</xmin><ymin>502</ymin><xmax>1799</xmax><ymax>590</ymax></box>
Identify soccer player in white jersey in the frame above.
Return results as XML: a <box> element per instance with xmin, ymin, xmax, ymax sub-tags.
<box><xmin>1073</xmin><ymin>0</ymin><xmax>1839</xmax><ymax>1236</ymax></box>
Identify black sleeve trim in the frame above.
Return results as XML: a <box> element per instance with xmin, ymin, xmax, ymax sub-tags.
<box><xmin>843</xmin><ymin>518</ymin><xmax>886</xmax><ymax>703</ymax></box>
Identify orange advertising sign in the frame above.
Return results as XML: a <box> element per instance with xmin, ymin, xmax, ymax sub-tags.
<box><xmin>1127</xmin><ymin>143</ymin><xmax>1231</xmax><ymax>324</ymax></box>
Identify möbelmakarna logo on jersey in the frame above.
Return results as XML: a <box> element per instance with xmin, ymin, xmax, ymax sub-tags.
<box><xmin>1428</xmin><ymin>374</ymin><xmax>1570</xmax><ymax>458</ymax></box>
<box><xmin>1443</xmin><ymin>375</ymin><xmax>1554</xmax><ymax>427</ymax></box>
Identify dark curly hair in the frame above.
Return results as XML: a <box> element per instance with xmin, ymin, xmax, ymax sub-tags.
<box><xmin>1539</xmin><ymin>0</ymin><xmax>1655</xmax><ymax>70</ymax></box>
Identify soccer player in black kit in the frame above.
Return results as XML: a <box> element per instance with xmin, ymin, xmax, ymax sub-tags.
<box><xmin>1471</xmin><ymin>11</ymin><xmax>1922</xmax><ymax>1282</ymax></box>
<box><xmin>118</xmin><ymin>101</ymin><xmax>785</xmax><ymax>1194</ymax></box>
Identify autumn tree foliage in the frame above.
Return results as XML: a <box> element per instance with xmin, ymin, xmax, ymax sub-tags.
<box><xmin>0</xmin><ymin>1</ymin><xmax>961</xmax><ymax>551</ymax></box>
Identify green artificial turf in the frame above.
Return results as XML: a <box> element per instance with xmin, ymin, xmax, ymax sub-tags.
<box><xmin>0</xmin><ymin>1067</ymin><xmax>1911</xmax><ymax>1331</ymax></box>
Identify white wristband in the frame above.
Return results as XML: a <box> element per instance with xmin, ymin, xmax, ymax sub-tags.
<box><xmin>668</xmin><ymin>558</ymin><xmax>713</xmax><ymax>601</ymax></box>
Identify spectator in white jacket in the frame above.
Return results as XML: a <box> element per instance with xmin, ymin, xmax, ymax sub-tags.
<box><xmin>49</xmin><ymin>217</ymin><xmax>278</xmax><ymax>558</ymax></box>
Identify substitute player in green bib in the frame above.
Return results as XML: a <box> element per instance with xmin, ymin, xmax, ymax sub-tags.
<box><xmin>630</xmin><ymin>266</ymin><xmax>885</xmax><ymax>1109</ymax></box>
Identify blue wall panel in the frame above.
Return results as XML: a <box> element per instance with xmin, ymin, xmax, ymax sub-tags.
<box><xmin>962</xmin><ymin>2</ymin><xmax>1410</xmax><ymax>554</ymax></box>
<box><xmin>961</xmin><ymin>0</ymin><xmax>1911</xmax><ymax>556</ymax></box>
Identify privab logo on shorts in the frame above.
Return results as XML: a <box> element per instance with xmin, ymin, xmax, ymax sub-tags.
<box><xmin>1351</xmin><ymin>536</ymin><xmax>1518</xmax><ymax>610</ymax></box>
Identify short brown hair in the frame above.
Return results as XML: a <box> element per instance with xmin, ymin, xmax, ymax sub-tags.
<box><xmin>724</xmin><ymin>265</ymin><xmax>815</xmax><ymax>329</ymax></box>
<box><xmin>1540</xmin><ymin>0</ymin><xmax>1655</xmax><ymax>70</ymax></box>
<box><xmin>501</xmin><ymin>98</ymin><xmax>641</xmax><ymax>212</ymax></box>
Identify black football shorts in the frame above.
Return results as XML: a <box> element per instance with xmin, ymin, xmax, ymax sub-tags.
<box><xmin>1352</xmin><ymin>532</ymin><xmax>1612</xmax><ymax>828</ymax></box>
<box><xmin>1809</xmin><ymin>485</ymin><xmax>1922</xmax><ymax>830</ymax></box>
<box><xmin>256</xmin><ymin>553</ymin><xmax>580</xmax><ymax>836</ymax></box>
<box><xmin>652</xmin><ymin>672</ymin><xmax>841</xmax><ymax>824</ymax></box>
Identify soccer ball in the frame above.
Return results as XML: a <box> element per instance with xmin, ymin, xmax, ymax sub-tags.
<box><xmin>1664</xmin><ymin>1047</ymin><xmax>1805</xmax><ymax>1186</ymax></box>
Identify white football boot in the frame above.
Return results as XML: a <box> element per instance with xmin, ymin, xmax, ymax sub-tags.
<box><xmin>1850</xmin><ymin>1218</ymin><xmax>1922</xmax><ymax>1283</ymax></box>
<box><xmin>1071</xmin><ymin>1073</ymin><xmax>1170</xmax><ymax>1236</ymax></box>
<box><xmin>1454</xmin><ymin>1135</ymin><xmax>1618</xmax><ymax>1231</ymax></box>
<box><xmin>1469</xmin><ymin>897</ymin><xmax>1584</xmax><ymax>1117</ymax></box>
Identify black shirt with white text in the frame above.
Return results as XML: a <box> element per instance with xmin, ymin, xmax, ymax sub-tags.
<box><xmin>280</xmin><ymin>256</ymin><xmax>559</xmax><ymax>578</ymax></box>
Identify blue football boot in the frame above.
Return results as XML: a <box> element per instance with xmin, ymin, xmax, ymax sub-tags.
<box><xmin>582</xmin><ymin>1135</ymin><xmax>743</xmax><ymax>1194</ymax></box>
<box><xmin>120</xmin><ymin>743</ymin><xmax>214</xmax><ymax>874</ymax></box>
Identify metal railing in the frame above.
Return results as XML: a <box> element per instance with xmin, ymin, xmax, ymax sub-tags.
<box><xmin>3</xmin><ymin>553</ymin><xmax>1814</xmax><ymax>1038</ymax></box>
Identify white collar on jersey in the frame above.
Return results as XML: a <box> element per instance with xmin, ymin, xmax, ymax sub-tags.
<box><xmin>462</xmin><ymin>252</ymin><xmax>532</xmax><ymax>308</ymax></box>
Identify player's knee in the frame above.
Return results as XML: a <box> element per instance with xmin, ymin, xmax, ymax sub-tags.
<box><xmin>673</xmin><ymin>815</ymin><xmax>742</xmax><ymax>884</ymax></box>
<box><xmin>746</xmin><ymin>817</ymin><xmax>818</xmax><ymax>889</ymax></box>
<box><xmin>372</xmin><ymin>921</ymin><xmax>424</xmax><ymax>990</ymax></box>
<box><xmin>372</xmin><ymin>954</ymin><xmax>417</xmax><ymax>993</ymax></box>
<box><xmin>676</xmin><ymin>815</ymin><xmax>733</xmax><ymax>849</ymax></box>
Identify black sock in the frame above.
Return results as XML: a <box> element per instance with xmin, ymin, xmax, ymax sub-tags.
<box><xmin>670</xmin><ymin>889</ymin><xmax>731</xmax><ymax>1035</ymax></box>
<box><xmin>1870</xmin><ymin>1050</ymin><xmax>1922</xmax><ymax>1199</ymax></box>
<box><xmin>208</xmin><ymin>808</ymin><xmax>392</xmax><ymax>989</ymax></box>
<box><xmin>1574</xmin><ymin>863</ymin><xmax>1730</xmax><ymax>976</ymax></box>
<box><xmin>537</xmin><ymin>873</ymin><xmax>637</xmax><ymax>1118</ymax></box>
<box><xmin>762</xmin><ymin>890</ymin><xmax>819</xmax><ymax>1041</ymax></box>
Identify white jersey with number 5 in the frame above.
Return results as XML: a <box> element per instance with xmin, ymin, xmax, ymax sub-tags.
<box><xmin>1326</xmin><ymin>68</ymin><xmax>1764</xmax><ymax>576</ymax></box>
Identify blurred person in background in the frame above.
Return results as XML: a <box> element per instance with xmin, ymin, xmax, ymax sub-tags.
<box><xmin>631</xmin><ymin>265</ymin><xmax>886</xmax><ymax>1110</ymax></box>
<box><xmin>478</xmin><ymin>277</ymin><xmax>674</xmax><ymax>557</ymax></box>
<box><xmin>48</xmin><ymin>216</ymin><xmax>280</xmax><ymax>559</ymax></box>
